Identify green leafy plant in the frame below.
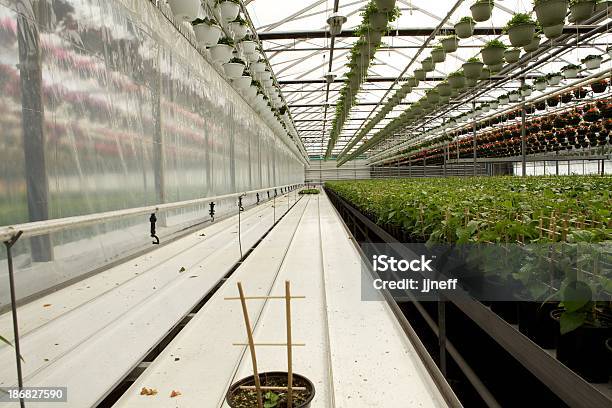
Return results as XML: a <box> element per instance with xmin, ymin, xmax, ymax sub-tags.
<box><xmin>218</xmin><ymin>37</ymin><xmax>235</xmax><ymax>47</ymax></box>
<box><xmin>231</xmin><ymin>15</ymin><xmax>248</xmax><ymax>25</ymax></box>
<box><xmin>216</xmin><ymin>0</ymin><xmax>241</xmax><ymax>4</ymax></box>
<box><xmin>582</xmin><ymin>54</ymin><xmax>603</xmax><ymax>62</ymax></box>
<box><xmin>562</xmin><ymin>63</ymin><xmax>581</xmax><ymax>70</ymax></box>
<box><xmin>504</xmin><ymin>13</ymin><xmax>536</xmax><ymax>32</ymax></box>
<box><xmin>263</xmin><ymin>391</ymin><xmax>280</xmax><ymax>408</ymax></box>
<box><xmin>448</xmin><ymin>70</ymin><xmax>465</xmax><ymax>77</ymax></box>
<box><xmin>458</xmin><ymin>16</ymin><xmax>476</xmax><ymax>24</ymax></box>
<box><xmin>467</xmin><ymin>56</ymin><xmax>482</xmax><ymax>63</ymax></box>
<box><xmin>483</xmin><ymin>39</ymin><xmax>507</xmax><ymax>49</ymax></box>
<box><xmin>229</xmin><ymin>57</ymin><xmax>245</xmax><ymax>65</ymax></box>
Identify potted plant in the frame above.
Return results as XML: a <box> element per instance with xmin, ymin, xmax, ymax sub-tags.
<box><xmin>533</xmin><ymin>0</ymin><xmax>569</xmax><ymax>37</ymax></box>
<box><xmin>462</xmin><ymin>57</ymin><xmax>484</xmax><ymax>79</ymax></box>
<box><xmin>534</xmin><ymin>76</ymin><xmax>548</xmax><ymax>91</ymax></box>
<box><xmin>582</xmin><ymin>54</ymin><xmax>603</xmax><ymax>69</ymax></box>
<box><xmin>489</xmin><ymin>62</ymin><xmax>504</xmax><ymax>73</ymax></box>
<box><xmin>239</xmin><ymin>36</ymin><xmax>257</xmax><ymax>55</ymax></box>
<box><xmin>505</xmin><ymin>13</ymin><xmax>537</xmax><ymax>47</ymax></box>
<box><xmin>591</xmin><ymin>79</ymin><xmax>608</xmax><ymax>93</ymax></box>
<box><xmin>226</xmin><ymin>372</ymin><xmax>316</xmax><ymax>408</ymax></box>
<box><xmin>561</xmin><ymin>92</ymin><xmax>574</xmax><ymax>103</ymax></box>
<box><xmin>437</xmin><ymin>81</ymin><xmax>452</xmax><ymax>97</ymax></box>
<box><xmin>509</xmin><ymin>90</ymin><xmax>520</xmax><ymax>102</ymax></box>
<box><xmin>223</xmin><ymin>56</ymin><xmax>246</xmax><ymax>79</ymax></box>
<box><xmin>547</xmin><ymin>95</ymin><xmax>560</xmax><ymax>106</ymax></box>
<box><xmin>375</xmin><ymin>0</ymin><xmax>397</xmax><ymax>12</ymax></box>
<box><xmin>547</xmin><ymin>72</ymin><xmax>563</xmax><ymax>85</ymax></box>
<box><xmin>210</xmin><ymin>37</ymin><xmax>235</xmax><ymax>64</ymax></box>
<box><xmin>573</xmin><ymin>87</ymin><xmax>589</xmax><ymax>98</ymax></box>
<box><xmin>480</xmin><ymin>66</ymin><xmax>491</xmax><ymax>80</ymax></box>
<box><xmin>562</xmin><ymin>63</ymin><xmax>580</xmax><ymax>78</ymax></box>
<box><xmin>167</xmin><ymin>0</ymin><xmax>200</xmax><ymax>21</ymax></box>
<box><xmin>441</xmin><ymin>35</ymin><xmax>460</xmax><ymax>53</ymax></box>
<box><xmin>414</xmin><ymin>68</ymin><xmax>426</xmax><ymax>81</ymax></box>
<box><xmin>229</xmin><ymin>15</ymin><xmax>249</xmax><ymax>41</ymax></box>
<box><xmin>471</xmin><ymin>0</ymin><xmax>494</xmax><ymax>22</ymax></box>
<box><xmin>426</xmin><ymin>89</ymin><xmax>440</xmax><ymax>103</ymax></box>
<box><xmin>455</xmin><ymin>16</ymin><xmax>476</xmax><ymax>39</ymax></box>
<box><xmin>431</xmin><ymin>44</ymin><xmax>446</xmax><ymax>63</ymax></box>
<box><xmin>421</xmin><ymin>57</ymin><xmax>435</xmax><ymax>72</ymax></box>
<box><xmin>368</xmin><ymin>5</ymin><xmax>389</xmax><ymax>31</ymax></box>
<box><xmin>584</xmin><ymin>106</ymin><xmax>602</xmax><ymax>122</ymax></box>
<box><xmin>520</xmin><ymin>84</ymin><xmax>533</xmax><ymax>97</ymax></box>
<box><xmin>504</xmin><ymin>48</ymin><xmax>521</xmax><ymax>63</ymax></box>
<box><xmin>481</xmin><ymin>39</ymin><xmax>507</xmax><ymax>66</ymax></box>
<box><xmin>490</xmin><ymin>100</ymin><xmax>499</xmax><ymax>109</ymax></box>
<box><xmin>524</xmin><ymin>32</ymin><xmax>541</xmax><ymax>52</ymax></box>
<box><xmin>216</xmin><ymin>0</ymin><xmax>241</xmax><ymax>22</ymax></box>
<box><xmin>448</xmin><ymin>70</ymin><xmax>467</xmax><ymax>89</ymax></box>
<box><xmin>570</xmin><ymin>0</ymin><xmax>597</xmax><ymax>21</ymax></box>
<box><xmin>192</xmin><ymin>17</ymin><xmax>223</xmax><ymax>47</ymax></box>
<box><xmin>466</xmin><ymin>77</ymin><xmax>478</xmax><ymax>87</ymax></box>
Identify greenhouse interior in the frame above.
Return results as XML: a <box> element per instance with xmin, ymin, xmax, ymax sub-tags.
<box><xmin>0</xmin><ymin>0</ymin><xmax>611</xmax><ymax>407</ymax></box>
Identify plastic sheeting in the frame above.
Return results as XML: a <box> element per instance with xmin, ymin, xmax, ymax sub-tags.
<box><xmin>0</xmin><ymin>0</ymin><xmax>304</xmax><ymax>305</ymax></box>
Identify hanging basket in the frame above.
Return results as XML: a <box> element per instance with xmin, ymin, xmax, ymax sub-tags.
<box><xmin>374</xmin><ymin>0</ymin><xmax>397</xmax><ymax>12</ymax></box>
<box><xmin>366</xmin><ymin>30</ymin><xmax>383</xmax><ymax>45</ymax></box>
<box><xmin>431</xmin><ymin>48</ymin><xmax>446</xmax><ymax>63</ymax></box>
<box><xmin>570</xmin><ymin>1</ymin><xmax>596</xmax><ymax>21</ymax></box>
<box><xmin>232</xmin><ymin>75</ymin><xmax>251</xmax><ymax>90</ymax></box>
<box><xmin>548</xmin><ymin>74</ymin><xmax>562</xmax><ymax>85</ymax></box>
<box><xmin>479</xmin><ymin>67</ymin><xmax>491</xmax><ymax>80</ymax></box>
<box><xmin>217</xmin><ymin>1</ymin><xmax>240</xmax><ymax>22</ymax></box>
<box><xmin>369</xmin><ymin>12</ymin><xmax>388</xmax><ymax>31</ymax></box>
<box><xmin>454</xmin><ymin>21</ymin><xmax>475</xmax><ymax>39</ymax></box>
<box><xmin>542</xmin><ymin>23</ymin><xmax>564</xmax><ymax>39</ymax></box>
<box><xmin>167</xmin><ymin>0</ymin><xmax>200</xmax><ymax>21</ymax></box>
<box><xmin>223</xmin><ymin>62</ymin><xmax>245</xmax><ymax>79</ymax></box>
<box><xmin>240</xmin><ymin>40</ymin><xmax>257</xmax><ymax>55</ymax></box>
<box><xmin>441</xmin><ymin>36</ymin><xmax>460</xmax><ymax>53</ymax></box>
<box><xmin>534</xmin><ymin>81</ymin><xmax>547</xmax><ymax>91</ymax></box>
<box><xmin>466</xmin><ymin>77</ymin><xmax>478</xmax><ymax>87</ymax></box>
<box><xmin>523</xmin><ymin>35</ymin><xmax>541</xmax><ymax>52</ymax></box>
<box><xmin>414</xmin><ymin>69</ymin><xmax>426</xmax><ymax>81</ymax></box>
<box><xmin>438</xmin><ymin>83</ymin><xmax>452</xmax><ymax>97</ymax></box>
<box><xmin>448</xmin><ymin>75</ymin><xmax>466</xmax><ymax>90</ymax></box>
<box><xmin>562</xmin><ymin>67</ymin><xmax>579</xmax><ymax>79</ymax></box>
<box><xmin>481</xmin><ymin>46</ymin><xmax>505</xmax><ymax>66</ymax></box>
<box><xmin>462</xmin><ymin>61</ymin><xmax>484</xmax><ymax>79</ymax></box>
<box><xmin>582</xmin><ymin>56</ymin><xmax>603</xmax><ymax>70</ymax></box>
<box><xmin>471</xmin><ymin>1</ymin><xmax>494</xmax><ymax>22</ymax></box>
<box><xmin>504</xmin><ymin>48</ymin><xmax>521</xmax><ymax>64</ymax></box>
<box><xmin>229</xmin><ymin>22</ymin><xmax>248</xmax><ymax>41</ymax></box>
<box><xmin>421</xmin><ymin>58</ymin><xmax>435</xmax><ymax>72</ymax></box>
<box><xmin>193</xmin><ymin>23</ymin><xmax>222</xmax><ymax>47</ymax></box>
<box><xmin>507</xmin><ymin>23</ymin><xmax>536</xmax><ymax>48</ymax></box>
<box><xmin>533</xmin><ymin>0</ymin><xmax>568</xmax><ymax>28</ymax></box>
<box><xmin>209</xmin><ymin>44</ymin><xmax>234</xmax><ymax>63</ymax></box>
<box><xmin>489</xmin><ymin>63</ymin><xmax>504</xmax><ymax>73</ymax></box>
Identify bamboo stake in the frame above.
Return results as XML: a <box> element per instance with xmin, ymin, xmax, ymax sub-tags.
<box><xmin>285</xmin><ymin>281</ymin><xmax>293</xmax><ymax>408</ymax></box>
<box><xmin>237</xmin><ymin>282</ymin><xmax>263</xmax><ymax>408</ymax></box>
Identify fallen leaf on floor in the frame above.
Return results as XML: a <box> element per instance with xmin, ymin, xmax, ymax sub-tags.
<box><xmin>199</xmin><ymin>234</ymin><xmax>206</xmax><ymax>237</ymax></box>
<box><xmin>179</xmin><ymin>267</ymin><xmax>186</xmax><ymax>273</ymax></box>
<box><xmin>43</xmin><ymin>304</ymin><xmax>52</xmax><ymax>307</ymax></box>
<box><xmin>170</xmin><ymin>390</ymin><xmax>181</xmax><ymax>398</ymax></box>
<box><xmin>140</xmin><ymin>387</ymin><xmax>158</xmax><ymax>396</ymax></box>
<box><xmin>189</xmin><ymin>276</ymin><xmax>198</xmax><ymax>279</ymax></box>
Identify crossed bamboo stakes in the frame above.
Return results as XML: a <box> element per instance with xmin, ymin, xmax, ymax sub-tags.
<box><xmin>225</xmin><ymin>281</ymin><xmax>305</xmax><ymax>408</ymax></box>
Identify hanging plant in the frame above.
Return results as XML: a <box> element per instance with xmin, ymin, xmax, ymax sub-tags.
<box><xmin>569</xmin><ymin>0</ymin><xmax>597</xmax><ymax>22</ymax></box>
<box><xmin>562</xmin><ymin>63</ymin><xmax>580</xmax><ymax>79</ymax></box>
<box><xmin>421</xmin><ymin>57</ymin><xmax>435</xmax><ymax>72</ymax></box>
<box><xmin>591</xmin><ymin>79</ymin><xmax>608</xmax><ymax>93</ymax></box>
<box><xmin>463</xmin><ymin>56</ymin><xmax>484</xmax><ymax>79</ymax></box>
<box><xmin>448</xmin><ymin>70</ymin><xmax>467</xmax><ymax>90</ymax></box>
<box><xmin>547</xmin><ymin>72</ymin><xmax>563</xmax><ymax>85</ymax></box>
<box><xmin>481</xmin><ymin>39</ymin><xmax>507</xmax><ymax>66</ymax></box>
<box><xmin>192</xmin><ymin>17</ymin><xmax>223</xmax><ymax>47</ymax></box>
<box><xmin>431</xmin><ymin>44</ymin><xmax>446</xmax><ymax>63</ymax></box>
<box><xmin>547</xmin><ymin>95</ymin><xmax>560</xmax><ymax>107</ymax></box>
<box><xmin>520</xmin><ymin>84</ymin><xmax>533</xmax><ymax>97</ymax></box>
<box><xmin>534</xmin><ymin>76</ymin><xmax>548</xmax><ymax>91</ymax></box>
<box><xmin>524</xmin><ymin>31</ymin><xmax>541</xmax><ymax>53</ymax></box>
<box><xmin>533</xmin><ymin>0</ymin><xmax>568</xmax><ymax>39</ymax></box>
<box><xmin>228</xmin><ymin>15</ymin><xmax>249</xmax><ymax>41</ymax></box>
<box><xmin>210</xmin><ymin>37</ymin><xmax>235</xmax><ymax>64</ymax></box>
<box><xmin>167</xmin><ymin>0</ymin><xmax>201</xmax><ymax>21</ymax></box>
<box><xmin>509</xmin><ymin>90</ymin><xmax>520</xmax><ymax>102</ymax></box>
<box><xmin>581</xmin><ymin>54</ymin><xmax>603</xmax><ymax>70</ymax></box>
<box><xmin>471</xmin><ymin>0</ymin><xmax>495</xmax><ymax>22</ymax></box>
<box><xmin>216</xmin><ymin>0</ymin><xmax>241</xmax><ymax>22</ymax></box>
<box><xmin>455</xmin><ymin>16</ymin><xmax>476</xmax><ymax>39</ymax></box>
<box><xmin>504</xmin><ymin>13</ymin><xmax>537</xmax><ymax>47</ymax></box>
<box><xmin>504</xmin><ymin>48</ymin><xmax>521</xmax><ymax>64</ymax></box>
<box><xmin>561</xmin><ymin>92</ymin><xmax>574</xmax><ymax>103</ymax></box>
<box><xmin>573</xmin><ymin>87</ymin><xmax>589</xmax><ymax>98</ymax></box>
<box><xmin>441</xmin><ymin>35</ymin><xmax>460</xmax><ymax>53</ymax></box>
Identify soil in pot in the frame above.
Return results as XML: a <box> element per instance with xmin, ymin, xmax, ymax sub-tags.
<box><xmin>227</xmin><ymin>372</ymin><xmax>315</xmax><ymax>408</ymax></box>
<box><xmin>550</xmin><ymin>309</ymin><xmax>612</xmax><ymax>383</ymax></box>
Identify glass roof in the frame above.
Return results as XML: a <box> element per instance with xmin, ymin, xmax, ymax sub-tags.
<box><xmin>246</xmin><ymin>0</ymin><xmax>612</xmax><ymax>160</ymax></box>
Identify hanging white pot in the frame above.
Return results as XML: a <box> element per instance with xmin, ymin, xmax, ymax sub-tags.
<box><xmin>490</xmin><ymin>100</ymin><xmax>499</xmax><ymax>109</ymax></box>
<box><xmin>167</xmin><ymin>0</ymin><xmax>200</xmax><ymax>21</ymax></box>
<box><xmin>548</xmin><ymin>74</ymin><xmax>562</xmax><ymax>85</ymax></box>
<box><xmin>562</xmin><ymin>67</ymin><xmax>579</xmax><ymax>79</ymax></box>
<box><xmin>240</xmin><ymin>40</ymin><xmax>257</xmax><ymax>55</ymax></box>
<box><xmin>582</xmin><ymin>55</ymin><xmax>603</xmax><ymax>70</ymax></box>
<box><xmin>223</xmin><ymin>62</ymin><xmax>245</xmax><ymax>79</ymax></box>
<box><xmin>534</xmin><ymin>81</ymin><xmax>547</xmax><ymax>91</ymax></box>
<box><xmin>229</xmin><ymin>22</ymin><xmax>248</xmax><ymax>41</ymax></box>
<box><xmin>570</xmin><ymin>0</ymin><xmax>596</xmax><ymax>22</ymax></box>
<box><xmin>193</xmin><ymin>22</ymin><xmax>222</xmax><ymax>47</ymax></box>
<box><xmin>251</xmin><ymin>61</ymin><xmax>266</xmax><ymax>73</ymax></box>
<box><xmin>481</xmin><ymin>104</ymin><xmax>490</xmax><ymax>113</ymax></box>
<box><xmin>209</xmin><ymin>44</ymin><xmax>234</xmax><ymax>63</ymax></box>
<box><xmin>504</xmin><ymin>48</ymin><xmax>521</xmax><ymax>64</ymax></box>
<box><xmin>247</xmin><ymin>52</ymin><xmax>259</xmax><ymax>63</ymax></box>
<box><xmin>533</xmin><ymin>0</ymin><xmax>568</xmax><ymax>28</ymax></box>
<box><xmin>509</xmin><ymin>92</ymin><xmax>519</xmax><ymax>102</ymax></box>
<box><xmin>374</xmin><ymin>0</ymin><xmax>396</xmax><ymax>12</ymax></box>
<box><xmin>523</xmin><ymin>35</ymin><xmax>541</xmax><ymax>53</ymax></box>
<box><xmin>216</xmin><ymin>1</ymin><xmax>240</xmax><ymax>22</ymax></box>
<box><xmin>498</xmin><ymin>95</ymin><xmax>509</xmax><ymax>105</ymax></box>
<box><xmin>542</xmin><ymin>23</ymin><xmax>564</xmax><ymax>39</ymax></box>
<box><xmin>471</xmin><ymin>1</ymin><xmax>494</xmax><ymax>22</ymax></box>
<box><xmin>245</xmin><ymin>85</ymin><xmax>258</xmax><ymax>100</ymax></box>
<box><xmin>263</xmin><ymin>78</ymin><xmax>273</xmax><ymax>87</ymax></box>
<box><xmin>233</xmin><ymin>75</ymin><xmax>251</xmax><ymax>90</ymax></box>
<box><xmin>520</xmin><ymin>86</ymin><xmax>532</xmax><ymax>97</ymax></box>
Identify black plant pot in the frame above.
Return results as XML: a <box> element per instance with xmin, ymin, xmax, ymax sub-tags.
<box><xmin>550</xmin><ymin>310</ymin><xmax>612</xmax><ymax>383</ymax></box>
<box><xmin>483</xmin><ymin>275</ymin><xmax>520</xmax><ymax>324</ymax></box>
<box><xmin>591</xmin><ymin>82</ymin><xmax>608</xmax><ymax>93</ymax></box>
<box><xmin>226</xmin><ymin>372</ymin><xmax>316</xmax><ymax>408</ymax></box>
<box><xmin>518</xmin><ymin>301</ymin><xmax>558</xmax><ymax>349</ymax></box>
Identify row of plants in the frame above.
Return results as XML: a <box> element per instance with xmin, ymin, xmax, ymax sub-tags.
<box><xmin>345</xmin><ymin>0</ymin><xmax>610</xmax><ymax>165</ymax></box>
<box><xmin>166</xmin><ymin>0</ymin><xmax>305</xmax><ymax>156</ymax></box>
<box><xmin>326</xmin><ymin>176</ymin><xmax>612</xmax><ymax>382</ymax></box>
<box><xmin>324</xmin><ymin>0</ymin><xmax>401</xmax><ymax>158</ymax></box>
